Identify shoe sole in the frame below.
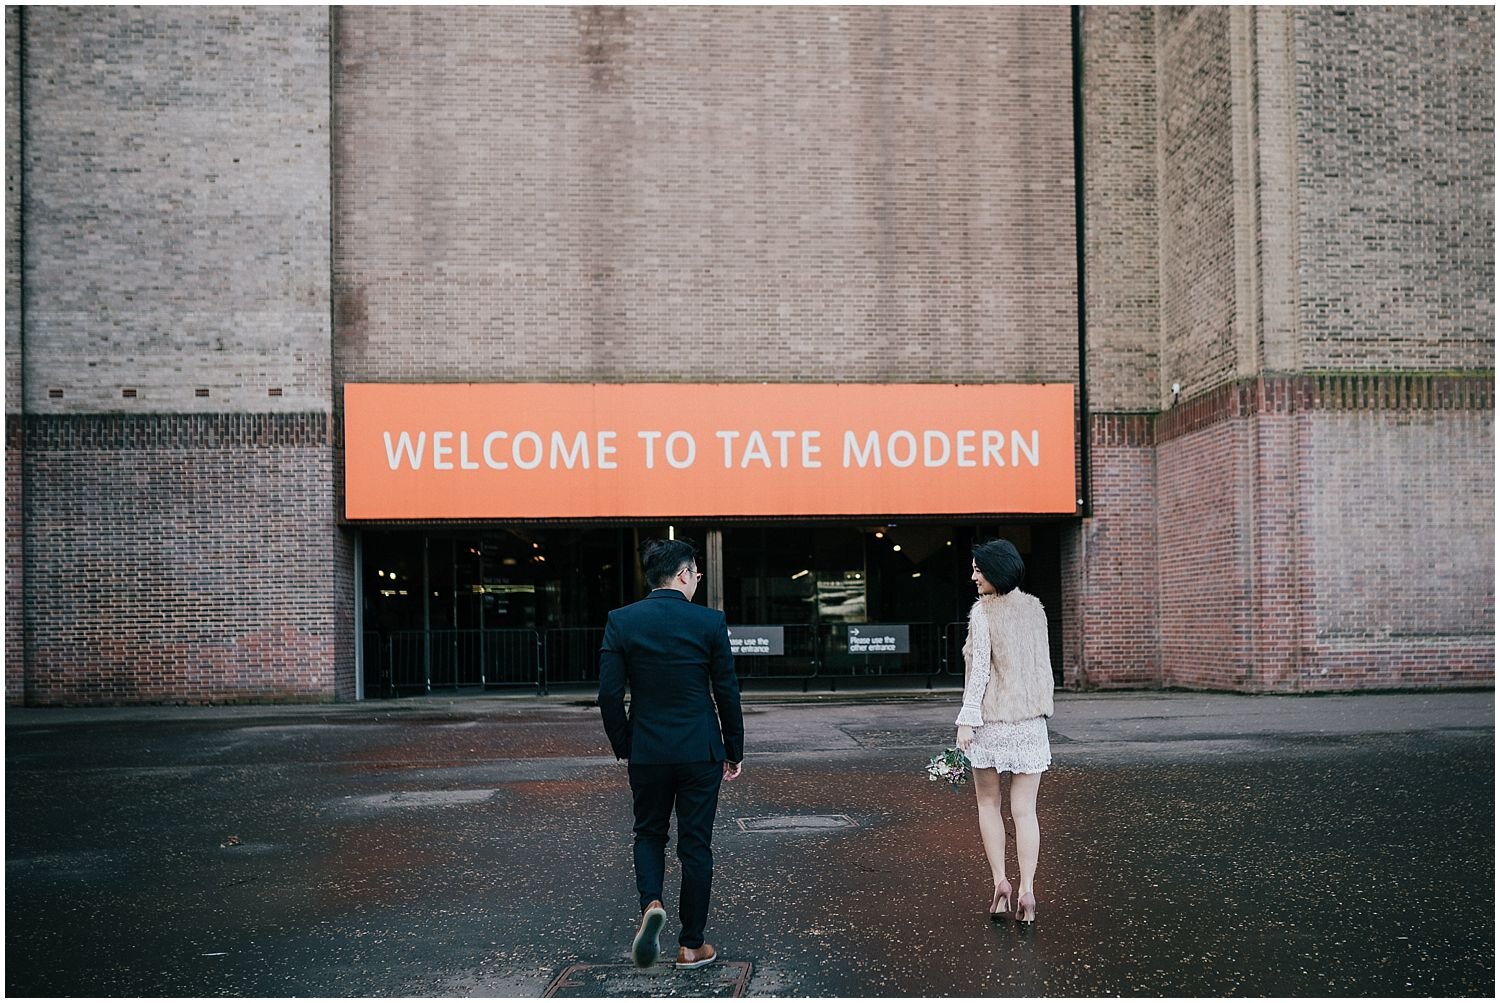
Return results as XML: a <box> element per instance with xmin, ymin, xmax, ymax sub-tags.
<box><xmin>631</xmin><ymin>907</ymin><xmax>666</xmax><ymax>968</ymax></box>
<box><xmin>675</xmin><ymin>954</ymin><xmax>718</xmax><ymax>970</ymax></box>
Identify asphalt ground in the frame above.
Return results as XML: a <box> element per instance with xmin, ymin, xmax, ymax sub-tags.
<box><xmin>4</xmin><ymin>689</ymin><xmax>1495</xmax><ymax>998</ymax></box>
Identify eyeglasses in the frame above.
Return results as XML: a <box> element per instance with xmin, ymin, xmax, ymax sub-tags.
<box><xmin>680</xmin><ymin>566</ymin><xmax>703</xmax><ymax>580</ymax></box>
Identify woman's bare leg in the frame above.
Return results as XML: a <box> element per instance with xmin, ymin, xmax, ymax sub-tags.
<box><xmin>972</xmin><ymin>766</ymin><xmax>1010</xmax><ymax>908</ymax></box>
<box><xmin>1009</xmin><ymin>771</ymin><xmax>1042</xmax><ymax>900</ymax></box>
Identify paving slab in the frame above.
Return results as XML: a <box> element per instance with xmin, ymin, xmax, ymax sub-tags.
<box><xmin>5</xmin><ymin>690</ymin><xmax>1494</xmax><ymax>996</ymax></box>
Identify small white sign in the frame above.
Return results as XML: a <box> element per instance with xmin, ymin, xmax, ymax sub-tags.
<box><xmin>846</xmin><ymin>624</ymin><xmax>910</xmax><ymax>654</ymax></box>
<box><xmin>728</xmin><ymin>625</ymin><xmax>785</xmax><ymax>656</ymax></box>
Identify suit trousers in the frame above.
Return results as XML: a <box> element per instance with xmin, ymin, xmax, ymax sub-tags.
<box><xmin>627</xmin><ymin>760</ymin><xmax>724</xmax><ymax>949</ymax></box>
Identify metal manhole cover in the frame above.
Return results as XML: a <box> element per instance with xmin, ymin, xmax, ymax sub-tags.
<box><xmin>543</xmin><ymin>961</ymin><xmax>752</xmax><ymax>997</ymax></box>
<box><xmin>735</xmin><ymin>814</ymin><xmax>857</xmax><ymax>832</ymax></box>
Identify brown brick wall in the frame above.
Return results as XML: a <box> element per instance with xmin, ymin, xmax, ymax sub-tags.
<box><xmin>1069</xmin><ymin>421</ymin><xmax>1161</xmax><ymax>689</ymax></box>
<box><xmin>1074</xmin><ymin>5</ymin><xmax>1493</xmax><ymax>694</ymax></box>
<box><xmin>1155</xmin><ymin>415</ymin><xmax>1256</xmax><ymax>689</ymax></box>
<box><xmin>7</xmin><ymin>6</ymin><xmax>1493</xmax><ymax>705</ymax></box>
<box><xmin>1295</xmin><ymin>6</ymin><xmax>1494</xmax><ymax>371</ymax></box>
<box><xmin>20</xmin><ymin>414</ymin><xmax>347</xmax><ymax>706</ymax></box>
<box><xmin>7</xmin><ymin>418</ymin><xmax>22</xmax><ymax>705</ymax></box>
<box><xmin>1142</xmin><ymin>373</ymin><xmax>1493</xmax><ymax>692</ymax></box>
<box><xmin>8</xmin><ymin>10</ymin><xmax>346</xmax><ymax>706</ymax></box>
<box><xmin>331</xmin><ymin>6</ymin><xmax>1078</xmax><ymax>388</ymax></box>
<box><xmin>1157</xmin><ymin>6</ymin><xmax>1240</xmax><ymax>399</ymax></box>
<box><xmin>1079</xmin><ymin>6</ymin><xmax>1159</xmax><ymax>413</ymax></box>
<box><xmin>7</xmin><ymin>5</ymin><xmax>21</xmax><ymax>410</ymax></box>
<box><xmin>19</xmin><ymin>7</ymin><xmax>331</xmax><ymax>414</ymax></box>
<box><xmin>6</xmin><ymin>8</ymin><xmax>22</xmax><ymax>705</ymax></box>
<box><xmin>1301</xmin><ymin>408</ymin><xmax>1493</xmax><ymax>689</ymax></box>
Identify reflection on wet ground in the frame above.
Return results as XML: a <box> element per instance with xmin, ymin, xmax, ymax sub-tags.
<box><xmin>5</xmin><ymin>693</ymin><xmax>1494</xmax><ymax>996</ymax></box>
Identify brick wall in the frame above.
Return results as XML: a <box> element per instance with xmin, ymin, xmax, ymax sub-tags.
<box><xmin>6</xmin><ymin>419</ymin><xmax>22</xmax><ymax>704</ymax></box>
<box><xmin>6</xmin><ymin>5</ymin><xmax>21</xmax><ymax>408</ymax></box>
<box><xmin>1079</xmin><ymin>6</ymin><xmax>1159</xmax><ymax>413</ymax></box>
<box><xmin>331</xmin><ymin>6</ymin><xmax>1078</xmax><ymax>388</ymax></box>
<box><xmin>20</xmin><ymin>7</ymin><xmax>331</xmax><ymax>414</ymax></box>
<box><xmin>1155</xmin><ymin>415</ymin><xmax>1255</xmax><ymax>689</ymax></box>
<box><xmin>8</xmin><ymin>5</ymin><xmax>1493</xmax><ymax>704</ymax></box>
<box><xmin>1301</xmin><ymin>407</ymin><xmax>1494</xmax><ymax>689</ymax></box>
<box><xmin>21</xmin><ymin>415</ymin><xmax>345</xmax><ymax>705</ymax></box>
<box><xmin>1068</xmin><ymin>416</ymin><xmax>1160</xmax><ymax>688</ymax></box>
<box><xmin>1075</xmin><ymin>6</ymin><xmax>1494</xmax><ymax>693</ymax></box>
<box><xmin>10</xmin><ymin>9</ymin><xmax>345</xmax><ymax>705</ymax></box>
<box><xmin>1147</xmin><ymin>375</ymin><xmax>1493</xmax><ymax>692</ymax></box>
<box><xmin>1156</xmin><ymin>6</ymin><xmax>1240</xmax><ymax>399</ymax></box>
<box><xmin>7</xmin><ymin>8</ymin><xmax>24</xmax><ymax>704</ymax></box>
<box><xmin>1295</xmin><ymin>7</ymin><xmax>1495</xmax><ymax>370</ymax></box>
<box><xmin>1070</xmin><ymin>6</ymin><xmax>1163</xmax><ymax>688</ymax></box>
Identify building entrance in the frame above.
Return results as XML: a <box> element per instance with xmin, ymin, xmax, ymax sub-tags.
<box><xmin>358</xmin><ymin>523</ymin><xmax>1064</xmax><ymax>696</ymax></box>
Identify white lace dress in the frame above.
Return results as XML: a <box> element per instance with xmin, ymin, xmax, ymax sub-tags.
<box><xmin>956</xmin><ymin>603</ymin><xmax>1052</xmax><ymax>774</ymax></box>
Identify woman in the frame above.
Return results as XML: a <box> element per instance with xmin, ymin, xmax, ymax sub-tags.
<box><xmin>956</xmin><ymin>538</ymin><xmax>1054</xmax><ymax>924</ymax></box>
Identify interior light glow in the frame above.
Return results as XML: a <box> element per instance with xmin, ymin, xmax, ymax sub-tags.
<box><xmin>791</xmin><ymin>569</ymin><xmax>810</xmax><ymax>580</ymax></box>
<box><xmin>892</xmin><ymin>544</ymin><xmax>902</xmax><ymax>552</ymax></box>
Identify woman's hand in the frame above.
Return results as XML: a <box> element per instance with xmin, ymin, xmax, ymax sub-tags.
<box><xmin>956</xmin><ymin>725</ymin><xmax>974</xmax><ymax>752</ymax></box>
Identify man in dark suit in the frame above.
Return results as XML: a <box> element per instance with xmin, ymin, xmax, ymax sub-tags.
<box><xmin>599</xmin><ymin>538</ymin><xmax>744</xmax><ymax>971</ymax></box>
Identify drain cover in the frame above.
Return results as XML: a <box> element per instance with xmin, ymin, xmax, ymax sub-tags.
<box><xmin>735</xmin><ymin>814</ymin><xmax>857</xmax><ymax>832</ymax></box>
<box><xmin>543</xmin><ymin>961</ymin><xmax>752</xmax><ymax>998</ymax></box>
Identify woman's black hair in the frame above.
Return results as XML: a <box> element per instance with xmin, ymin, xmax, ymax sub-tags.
<box><xmin>971</xmin><ymin>538</ymin><xmax>1025</xmax><ymax>595</ymax></box>
<box><xmin>640</xmin><ymin>537</ymin><xmax>698</xmax><ymax>589</ymax></box>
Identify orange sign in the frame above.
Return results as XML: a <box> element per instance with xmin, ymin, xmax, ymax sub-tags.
<box><xmin>344</xmin><ymin>383</ymin><xmax>1076</xmax><ymax>519</ymax></box>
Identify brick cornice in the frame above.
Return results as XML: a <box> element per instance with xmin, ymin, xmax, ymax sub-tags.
<box><xmin>18</xmin><ymin>412</ymin><xmax>333</xmax><ymax>451</ymax></box>
<box><xmin>1094</xmin><ymin>373</ymin><xmax>1495</xmax><ymax>446</ymax></box>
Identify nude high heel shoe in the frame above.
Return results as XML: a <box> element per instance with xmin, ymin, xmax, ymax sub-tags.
<box><xmin>989</xmin><ymin>877</ymin><xmax>1013</xmax><ymax>921</ymax></box>
<box><xmin>1015</xmin><ymin>890</ymin><xmax>1037</xmax><ymax>925</ymax></box>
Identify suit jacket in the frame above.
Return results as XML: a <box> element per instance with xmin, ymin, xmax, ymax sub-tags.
<box><xmin>598</xmin><ymin>589</ymin><xmax>744</xmax><ymax>765</ymax></box>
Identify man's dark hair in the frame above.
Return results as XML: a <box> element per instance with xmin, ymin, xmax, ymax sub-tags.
<box><xmin>641</xmin><ymin>537</ymin><xmax>698</xmax><ymax>589</ymax></box>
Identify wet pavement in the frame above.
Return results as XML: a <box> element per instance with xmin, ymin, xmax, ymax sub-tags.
<box><xmin>5</xmin><ymin>690</ymin><xmax>1495</xmax><ymax>997</ymax></box>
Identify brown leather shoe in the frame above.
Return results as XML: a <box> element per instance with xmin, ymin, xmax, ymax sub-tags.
<box><xmin>675</xmin><ymin>943</ymin><xmax>718</xmax><ymax>970</ymax></box>
<box><xmin>631</xmin><ymin>900</ymin><xmax>666</xmax><ymax>968</ymax></box>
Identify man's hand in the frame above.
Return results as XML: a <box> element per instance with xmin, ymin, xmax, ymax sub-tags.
<box><xmin>723</xmin><ymin>760</ymin><xmax>742</xmax><ymax>781</ymax></box>
<box><xmin>956</xmin><ymin>725</ymin><xmax>974</xmax><ymax>752</ymax></box>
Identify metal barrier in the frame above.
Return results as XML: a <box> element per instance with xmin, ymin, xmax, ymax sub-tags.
<box><xmin>731</xmin><ymin>624</ymin><xmax>820</xmax><ymax>688</ymax></box>
<box><xmin>377</xmin><ymin>628</ymin><xmax>543</xmax><ymax>695</ymax></box>
<box><xmin>366</xmin><ymin>622</ymin><xmax>970</xmax><ymax>697</ymax></box>
<box><xmin>362</xmin><ymin>631</ymin><xmax>390</xmax><ymax>696</ymax></box>
<box><xmin>817</xmin><ymin>622</ymin><xmax>942</xmax><ymax>676</ymax></box>
<box><xmin>542</xmin><ymin>627</ymin><xmax>607</xmax><ymax>689</ymax></box>
<box><xmin>943</xmin><ymin>621</ymin><xmax>968</xmax><ymax>677</ymax></box>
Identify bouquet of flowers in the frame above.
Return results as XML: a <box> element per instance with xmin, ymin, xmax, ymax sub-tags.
<box><xmin>926</xmin><ymin>747</ymin><xmax>972</xmax><ymax>792</ymax></box>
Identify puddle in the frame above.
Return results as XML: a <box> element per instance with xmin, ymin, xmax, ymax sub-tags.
<box><xmin>344</xmin><ymin>789</ymin><xmax>499</xmax><ymax>809</ymax></box>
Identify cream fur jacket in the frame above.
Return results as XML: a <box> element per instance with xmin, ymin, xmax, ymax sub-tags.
<box><xmin>958</xmin><ymin>590</ymin><xmax>1055</xmax><ymax>724</ymax></box>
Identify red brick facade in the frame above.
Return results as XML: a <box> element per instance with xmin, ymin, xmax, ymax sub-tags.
<box><xmin>5</xmin><ymin>7</ymin><xmax>1492</xmax><ymax>704</ymax></box>
<box><xmin>15</xmin><ymin>414</ymin><xmax>351</xmax><ymax>704</ymax></box>
<box><xmin>1072</xmin><ymin>375</ymin><xmax>1495</xmax><ymax>692</ymax></box>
